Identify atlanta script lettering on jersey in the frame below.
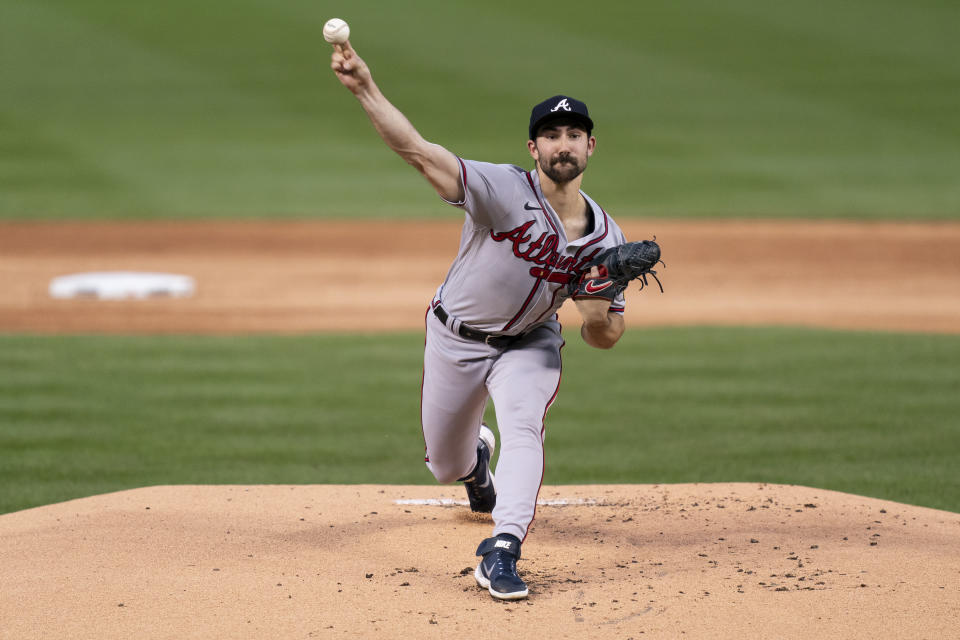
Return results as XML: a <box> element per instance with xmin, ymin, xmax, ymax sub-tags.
<box><xmin>490</xmin><ymin>220</ymin><xmax>602</xmax><ymax>285</ymax></box>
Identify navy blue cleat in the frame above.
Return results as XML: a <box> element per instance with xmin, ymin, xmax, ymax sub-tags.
<box><xmin>461</xmin><ymin>424</ymin><xmax>496</xmax><ymax>513</ymax></box>
<box><xmin>474</xmin><ymin>534</ymin><xmax>528</xmax><ymax>600</ymax></box>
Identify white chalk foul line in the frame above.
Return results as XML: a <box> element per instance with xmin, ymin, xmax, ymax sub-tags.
<box><xmin>394</xmin><ymin>498</ymin><xmax>599</xmax><ymax>507</ymax></box>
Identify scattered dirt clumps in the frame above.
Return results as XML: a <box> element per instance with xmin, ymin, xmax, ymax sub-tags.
<box><xmin>1</xmin><ymin>484</ymin><xmax>958</xmax><ymax>639</ymax></box>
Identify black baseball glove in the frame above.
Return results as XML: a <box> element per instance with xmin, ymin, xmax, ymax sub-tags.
<box><xmin>566</xmin><ymin>239</ymin><xmax>663</xmax><ymax>302</ymax></box>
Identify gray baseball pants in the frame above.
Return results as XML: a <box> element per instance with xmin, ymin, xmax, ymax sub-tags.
<box><xmin>421</xmin><ymin>310</ymin><xmax>564</xmax><ymax>541</ymax></box>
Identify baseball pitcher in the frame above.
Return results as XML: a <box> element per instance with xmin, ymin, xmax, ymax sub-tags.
<box><xmin>330</xmin><ymin>37</ymin><xmax>661</xmax><ymax>600</ymax></box>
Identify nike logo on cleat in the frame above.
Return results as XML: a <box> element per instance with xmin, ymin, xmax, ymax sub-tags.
<box><xmin>494</xmin><ymin>540</ymin><xmax>512</xmax><ymax>549</ymax></box>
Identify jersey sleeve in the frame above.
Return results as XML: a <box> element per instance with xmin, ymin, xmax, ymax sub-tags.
<box><xmin>609</xmin><ymin>292</ymin><xmax>626</xmax><ymax>314</ymax></box>
<box><xmin>439</xmin><ymin>158</ymin><xmax>522</xmax><ymax>228</ymax></box>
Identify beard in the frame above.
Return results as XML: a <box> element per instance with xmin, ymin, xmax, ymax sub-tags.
<box><xmin>538</xmin><ymin>151</ymin><xmax>586</xmax><ymax>184</ymax></box>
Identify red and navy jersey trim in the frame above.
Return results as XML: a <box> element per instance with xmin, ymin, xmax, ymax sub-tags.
<box><xmin>524</xmin><ymin>172</ymin><xmax>561</xmax><ymax>237</ymax></box>
<box><xmin>458</xmin><ymin>157</ymin><xmax>468</xmax><ymax>194</ymax></box>
<box><xmin>502</xmin><ymin>279</ymin><xmax>541</xmax><ymax>331</ymax></box>
<box><xmin>499</xmin><ymin>172</ymin><xmax>558</xmax><ymax>332</ymax></box>
<box><xmin>440</xmin><ymin>157</ymin><xmax>469</xmax><ymax>207</ymax></box>
<box><xmin>571</xmin><ymin>205</ymin><xmax>609</xmax><ymax>261</ymax></box>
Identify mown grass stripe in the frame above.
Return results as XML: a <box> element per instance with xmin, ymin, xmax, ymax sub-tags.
<box><xmin>1</xmin><ymin>328</ymin><xmax>957</xmax><ymax>514</ymax></box>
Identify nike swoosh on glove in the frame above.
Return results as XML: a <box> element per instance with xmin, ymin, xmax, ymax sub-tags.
<box><xmin>566</xmin><ymin>239</ymin><xmax>664</xmax><ymax>302</ymax></box>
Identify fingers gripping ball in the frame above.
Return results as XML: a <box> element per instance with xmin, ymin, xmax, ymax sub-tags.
<box><xmin>567</xmin><ymin>239</ymin><xmax>664</xmax><ymax>302</ymax></box>
<box><xmin>323</xmin><ymin>18</ymin><xmax>350</xmax><ymax>44</ymax></box>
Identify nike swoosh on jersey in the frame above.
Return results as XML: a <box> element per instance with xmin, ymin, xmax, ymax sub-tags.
<box><xmin>584</xmin><ymin>280</ymin><xmax>614</xmax><ymax>294</ymax></box>
<box><xmin>523</xmin><ymin>202</ymin><xmax>542</xmax><ymax>210</ymax></box>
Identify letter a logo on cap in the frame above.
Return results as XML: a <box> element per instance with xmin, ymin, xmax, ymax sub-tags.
<box><xmin>550</xmin><ymin>98</ymin><xmax>572</xmax><ymax>113</ymax></box>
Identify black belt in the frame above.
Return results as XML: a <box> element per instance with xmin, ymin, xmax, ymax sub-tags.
<box><xmin>433</xmin><ymin>304</ymin><xmax>523</xmax><ymax>349</ymax></box>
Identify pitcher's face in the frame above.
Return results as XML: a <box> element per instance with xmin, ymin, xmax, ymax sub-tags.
<box><xmin>529</xmin><ymin>123</ymin><xmax>596</xmax><ymax>184</ymax></box>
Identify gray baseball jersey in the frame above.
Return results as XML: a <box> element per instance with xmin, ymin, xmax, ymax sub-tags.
<box><xmin>434</xmin><ymin>158</ymin><xmax>627</xmax><ymax>332</ymax></box>
<box><xmin>422</xmin><ymin>158</ymin><xmax>628</xmax><ymax>543</ymax></box>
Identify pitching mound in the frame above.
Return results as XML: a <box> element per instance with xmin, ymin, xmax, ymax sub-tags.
<box><xmin>1</xmin><ymin>484</ymin><xmax>957</xmax><ymax>639</ymax></box>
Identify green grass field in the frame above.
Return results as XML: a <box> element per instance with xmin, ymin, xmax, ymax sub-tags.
<box><xmin>2</xmin><ymin>1</ymin><xmax>957</xmax><ymax>520</ymax></box>
<box><xmin>2</xmin><ymin>0</ymin><xmax>958</xmax><ymax>219</ymax></box>
<box><xmin>2</xmin><ymin>328</ymin><xmax>958</xmax><ymax>515</ymax></box>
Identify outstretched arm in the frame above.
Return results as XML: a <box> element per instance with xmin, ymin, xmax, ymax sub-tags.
<box><xmin>330</xmin><ymin>41</ymin><xmax>464</xmax><ymax>203</ymax></box>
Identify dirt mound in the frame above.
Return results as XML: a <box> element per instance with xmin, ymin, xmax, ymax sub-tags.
<box><xmin>2</xmin><ymin>484</ymin><xmax>957</xmax><ymax>639</ymax></box>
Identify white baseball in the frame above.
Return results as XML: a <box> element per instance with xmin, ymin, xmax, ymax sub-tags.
<box><xmin>323</xmin><ymin>18</ymin><xmax>350</xmax><ymax>45</ymax></box>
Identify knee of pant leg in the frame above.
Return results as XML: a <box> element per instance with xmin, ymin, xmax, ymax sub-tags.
<box><xmin>425</xmin><ymin>458</ymin><xmax>471</xmax><ymax>484</ymax></box>
<box><xmin>497</xmin><ymin>419</ymin><xmax>545</xmax><ymax>447</ymax></box>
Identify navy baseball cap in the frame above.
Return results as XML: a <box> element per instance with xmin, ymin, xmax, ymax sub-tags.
<box><xmin>528</xmin><ymin>95</ymin><xmax>594</xmax><ymax>141</ymax></box>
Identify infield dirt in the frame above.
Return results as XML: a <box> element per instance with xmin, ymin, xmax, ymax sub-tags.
<box><xmin>1</xmin><ymin>220</ymin><xmax>959</xmax><ymax>638</ymax></box>
<box><xmin>2</xmin><ymin>219</ymin><xmax>959</xmax><ymax>334</ymax></box>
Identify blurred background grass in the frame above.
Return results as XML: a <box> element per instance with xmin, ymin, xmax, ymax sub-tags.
<box><xmin>2</xmin><ymin>329</ymin><xmax>958</xmax><ymax>515</ymax></box>
<box><xmin>2</xmin><ymin>1</ymin><xmax>958</xmax><ymax>516</ymax></box>
<box><xmin>2</xmin><ymin>0</ymin><xmax>958</xmax><ymax>219</ymax></box>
